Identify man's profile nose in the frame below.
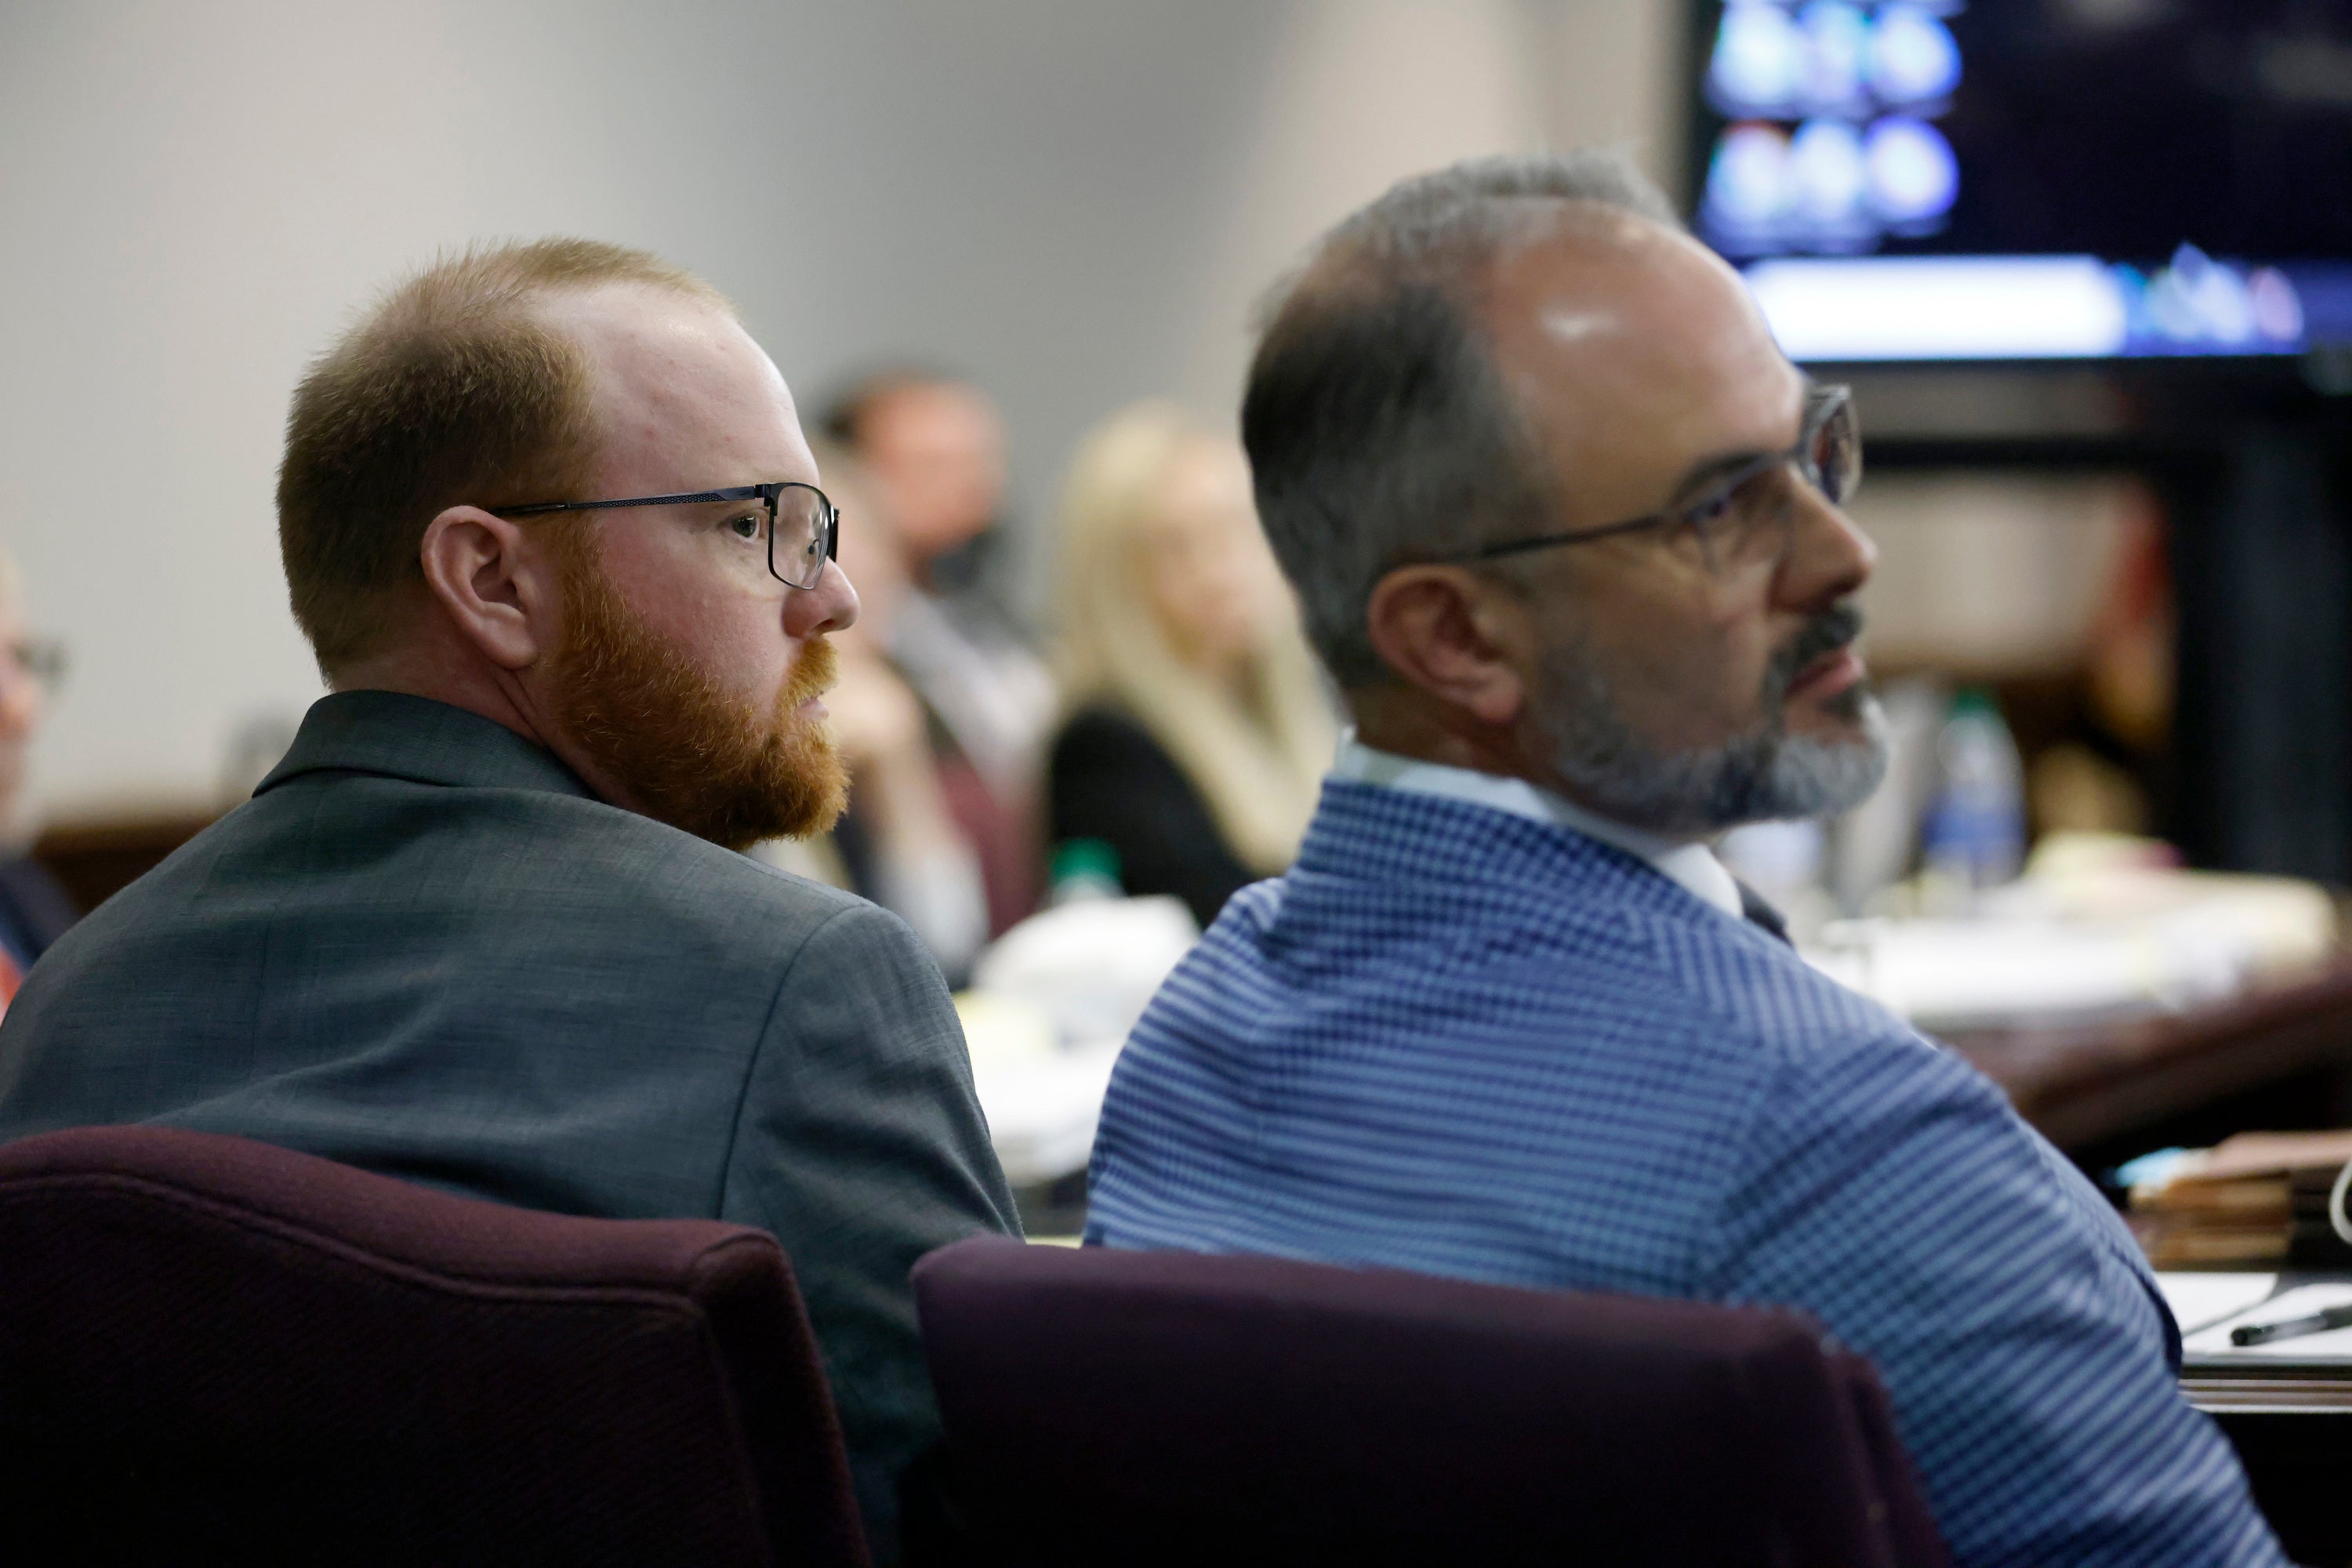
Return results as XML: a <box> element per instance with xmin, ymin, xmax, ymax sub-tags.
<box><xmin>786</xmin><ymin>558</ymin><xmax>859</xmax><ymax>640</ymax></box>
<box><xmin>1780</xmin><ymin>490</ymin><xmax>1876</xmax><ymax>608</ymax></box>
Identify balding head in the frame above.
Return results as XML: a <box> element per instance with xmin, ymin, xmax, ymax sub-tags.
<box><xmin>1474</xmin><ymin>202</ymin><xmax>1802</xmax><ymax>556</ymax></box>
<box><xmin>1241</xmin><ymin>151</ymin><xmax>1686</xmax><ymax>688</ymax></box>
<box><xmin>277</xmin><ymin>239</ymin><xmax>730</xmax><ymax>675</ymax></box>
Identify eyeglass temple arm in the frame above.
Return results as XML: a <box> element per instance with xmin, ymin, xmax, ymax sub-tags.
<box><xmin>500</xmin><ymin>488</ymin><xmax>756</xmax><ymax>517</ymax></box>
<box><xmin>1470</xmin><ymin>511</ymin><xmax>1671</xmax><ymax>561</ymax></box>
<box><xmin>1462</xmin><ymin>389</ymin><xmax>1852</xmax><ymax>564</ymax></box>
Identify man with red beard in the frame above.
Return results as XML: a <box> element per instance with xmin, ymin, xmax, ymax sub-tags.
<box><xmin>0</xmin><ymin>240</ymin><xmax>1018</xmax><ymax>1559</ymax></box>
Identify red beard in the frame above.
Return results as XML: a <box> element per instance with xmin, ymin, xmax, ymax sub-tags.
<box><xmin>547</xmin><ymin>542</ymin><xmax>848</xmax><ymax>851</ymax></box>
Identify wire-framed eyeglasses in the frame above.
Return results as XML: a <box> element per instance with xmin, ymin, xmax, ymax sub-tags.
<box><xmin>496</xmin><ymin>481</ymin><xmax>839</xmax><ymax>590</ymax></box>
<box><xmin>1465</xmin><ymin>383</ymin><xmax>1860</xmax><ymax>577</ymax></box>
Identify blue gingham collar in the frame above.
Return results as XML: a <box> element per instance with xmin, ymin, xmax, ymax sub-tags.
<box><xmin>1325</xmin><ymin>735</ymin><xmax>1744</xmax><ymax>920</ymax></box>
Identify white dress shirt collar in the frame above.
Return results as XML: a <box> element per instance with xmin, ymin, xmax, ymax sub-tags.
<box><xmin>1330</xmin><ymin>734</ymin><xmax>1745</xmax><ymax>921</ymax></box>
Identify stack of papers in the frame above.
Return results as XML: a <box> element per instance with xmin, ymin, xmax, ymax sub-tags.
<box><xmin>2129</xmin><ymin>1131</ymin><xmax>2352</xmax><ymax>1269</ymax></box>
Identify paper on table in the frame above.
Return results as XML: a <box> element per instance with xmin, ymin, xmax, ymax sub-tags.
<box><xmin>2182</xmin><ymin>1283</ymin><xmax>2352</xmax><ymax>1360</ymax></box>
<box><xmin>968</xmin><ymin>1037</ymin><xmax>1123</xmax><ymax>1189</ymax></box>
<box><xmin>2156</xmin><ymin>1272</ymin><xmax>2279</xmax><ymax>1336</ymax></box>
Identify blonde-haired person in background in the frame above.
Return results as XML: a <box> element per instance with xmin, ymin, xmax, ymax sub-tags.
<box><xmin>1047</xmin><ymin>403</ymin><xmax>1335</xmax><ymax>928</ymax></box>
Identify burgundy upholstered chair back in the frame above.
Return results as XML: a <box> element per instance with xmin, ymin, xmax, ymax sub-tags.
<box><xmin>0</xmin><ymin>1125</ymin><xmax>867</xmax><ymax>1568</ymax></box>
<box><xmin>913</xmin><ymin>1236</ymin><xmax>1947</xmax><ymax>1568</ymax></box>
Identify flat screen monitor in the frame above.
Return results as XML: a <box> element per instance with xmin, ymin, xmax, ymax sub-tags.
<box><xmin>1688</xmin><ymin>1</ymin><xmax>2352</xmax><ymax>361</ymax></box>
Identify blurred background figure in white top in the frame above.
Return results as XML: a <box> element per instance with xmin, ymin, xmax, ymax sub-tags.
<box><xmin>824</xmin><ymin>373</ymin><xmax>1057</xmax><ymax>934</ymax></box>
<box><xmin>753</xmin><ymin>446</ymin><xmax>991</xmax><ymax>983</ymax></box>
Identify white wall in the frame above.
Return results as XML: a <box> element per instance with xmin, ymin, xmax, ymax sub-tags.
<box><xmin>0</xmin><ymin>0</ymin><xmax>1675</xmax><ymax>821</ymax></box>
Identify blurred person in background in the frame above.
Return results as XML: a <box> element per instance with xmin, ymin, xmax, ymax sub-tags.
<box><xmin>0</xmin><ymin>550</ymin><xmax>77</xmax><ymax>1002</ymax></box>
<box><xmin>2030</xmin><ymin>483</ymin><xmax>2176</xmax><ymax>838</ymax></box>
<box><xmin>825</xmin><ymin>372</ymin><xmax>1056</xmax><ymax>931</ymax></box>
<box><xmin>1047</xmin><ymin>403</ymin><xmax>1335</xmax><ymax>927</ymax></box>
<box><xmin>755</xmin><ymin>444</ymin><xmax>990</xmax><ymax>983</ymax></box>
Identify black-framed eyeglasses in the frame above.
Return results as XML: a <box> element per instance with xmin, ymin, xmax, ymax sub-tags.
<box><xmin>1465</xmin><ymin>383</ymin><xmax>1860</xmax><ymax>577</ymax></box>
<box><xmin>496</xmin><ymin>481</ymin><xmax>839</xmax><ymax>590</ymax></box>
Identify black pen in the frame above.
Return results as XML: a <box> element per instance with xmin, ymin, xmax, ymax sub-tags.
<box><xmin>2230</xmin><ymin>1303</ymin><xmax>2352</xmax><ymax>1347</ymax></box>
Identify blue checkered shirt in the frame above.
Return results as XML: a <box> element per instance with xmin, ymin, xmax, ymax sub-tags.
<box><xmin>1087</xmin><ymin>781</ymin><xmax>2283</xmax><ymax>1567</ymax></box>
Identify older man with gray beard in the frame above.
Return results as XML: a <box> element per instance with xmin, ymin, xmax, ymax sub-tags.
<box><xmin>1084</xmin><ymin>153</ymin><xmax>2281</xmax><ymax>1568</ymax></box>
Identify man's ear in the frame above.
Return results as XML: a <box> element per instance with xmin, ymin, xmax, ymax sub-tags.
<box><xmin>1363</xmin><ymin>564</ymin><xmax>1530</xmax><ymax>728</ymax></box>
<box><xmin>417</xmin><ymin>506</ymin><xmax>558</xmax><ymax>671</ymax></box>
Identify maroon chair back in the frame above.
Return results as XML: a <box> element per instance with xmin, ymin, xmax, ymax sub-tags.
<box><xmin>913</xmin><ymin>1236</ymin><xmax>1947</xmax><ymax>1568</ymax></box>
<box><xmin>0</xmin><ymin>1125</ymin><xmax>867</xmax><ymax>1568</ymax></box>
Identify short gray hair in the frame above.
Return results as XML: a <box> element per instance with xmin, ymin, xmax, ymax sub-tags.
<box><xmin>1239</xmin><ymin>151</ymin><xmax>1681</xmax><ymax>688</ymax></box>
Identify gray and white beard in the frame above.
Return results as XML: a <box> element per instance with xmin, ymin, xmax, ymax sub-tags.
<box><xmin>1540</xmin><ymin>604</ymin><xmax>1891</xmax><ymax>836</ymax></box>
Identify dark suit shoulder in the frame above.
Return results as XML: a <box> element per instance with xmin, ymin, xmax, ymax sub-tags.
<box><xmin>0</xmin><ymin>768</ymin><xmax>927</xmax><ymax>1205</ymax></box>
<box><xmin>499</xmin><ymin>786</ymin><xmax>874</xmax><ymax>942</ymax></box>
<box><xmin>42</xmin><ymin>771</ymin><xmax>867</xmax><ymax>974</ymax></box>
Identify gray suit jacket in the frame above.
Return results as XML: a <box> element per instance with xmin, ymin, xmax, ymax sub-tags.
<box><xmin>0</xmin><ymin>690</ymin><xmax>1018</xmax><ymax>1553</ymax></box>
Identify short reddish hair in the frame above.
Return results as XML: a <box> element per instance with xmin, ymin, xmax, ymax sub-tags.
<box><xmin>275</xmin><ymin>238</ymin><xmax>728</xmax><ymax>673</ymax></box>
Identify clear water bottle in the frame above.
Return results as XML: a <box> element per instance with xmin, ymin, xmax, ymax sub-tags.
<box><xmin>1047</xmin><ymin>839</ymin><xmax>1124</xmax><ymax>906</ymax></box>
<box><xmin>1920</xmin><ymin>688</ymin><xmax>2025</xmax><ymax>894</ymax></box>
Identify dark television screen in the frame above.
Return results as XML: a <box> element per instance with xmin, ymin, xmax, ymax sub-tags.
<box><xmin>1688</xmin><ymin>1</ymin><xmax>2352</xmax><ymax>360</ymax></box>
